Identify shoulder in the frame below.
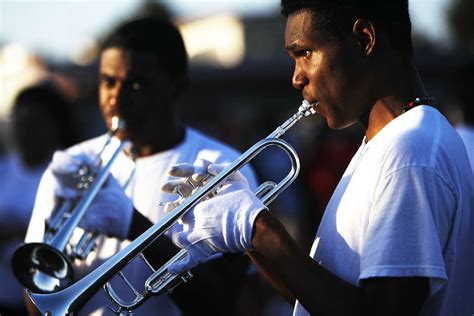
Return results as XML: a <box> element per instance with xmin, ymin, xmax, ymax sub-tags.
<box><xmin>366</xmin><ymin>107</ymin><xmax>472</xmax><ymax>203</ymax></box>
<box><xmin>373</xmin><ymin>106</ymin><xmax>468</xmax><ymax>173</ymax></box>
<box><xmin>185</xmin><ymin>127</ymin><xmax>244</xmax><ymax>160</ymax></box>
<box><xmin>41</xmin><ymin>134</ymin><xmax>109</xmax><ymax>178</ymax></box>
<box><xmin>184</xmin><ymin>127</ymin><xmax>258</xmax><ymax>187</ymax></box>
<box><xmin>64</xmin><ymin>134</ymin><xmax>109</xmax><ymax>156</ymax></box>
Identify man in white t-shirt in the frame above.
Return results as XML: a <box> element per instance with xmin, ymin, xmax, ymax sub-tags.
<box><xmin>21</xmin><ymin>17</ymin><xmax>257</xmax><ymax>315</ymax></box>
<box><xmin>161</xmin><ymin>1</ymin><xmax>474</xmax><ymax>315</ymax></box>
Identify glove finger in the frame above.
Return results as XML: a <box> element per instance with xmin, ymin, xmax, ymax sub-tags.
<box><xmin>191</xmin><ymin>159</ymin><xmax>212</xmax><ymax>183</ymax></box>
<box><xmin>168</xmin><ymin>163</ymin><xmax>195</xmax><ymax>177</ymax></box>
<box><xmin>51</xmin><ymin>151</ymin><xmax>94</xmax><ymax>174</ymax></box>
<box><xmin>203</xmin><ymin>252</ymin><xmax>224</xmax><ymax>264</ymax></box>
<box><xmin>51</xmin><ymin>151</ymin><xmax>80</xmax><ymax>174</ymax></box>
<box><xmin>161</xmin><ymin>179</ymin><xmax>194</xmax><ymax>197</ymax></box>
<box><xmin>208</xmin><ymin>163</ymin><xmax>242</xmax><ymax>182</ymax></box>
<box><xmin>167</xmin><ymin>252</ymin><xmax>196</xmax><ymax>275</ymax></box>
<box><xmin>217</xmin><ymin>182</ymin><xmax>249</xmax><ymax>195</ymax></box>
<box><xmin>172</xmin><ymin>231</ymin><xmax>192</xmax><ymax>249</ymax></box>
<box><xmin>206</xmin><ymin>163</ymin><xmax>228</xmax><ymax>177</ymax></box>
<box><xmin>208</xmin><ymin>163</ymin><xmax>249</xmax><ymax>187</ymax></box>
<box><xmin>168</xmin><ymin>245</ymin><xmax>215</xmax><ymax>274</ymax></box>
<box><xmin>162</xmin><ymin>199</ymin><xmax>182</xmax><ymax>213</ymax></box>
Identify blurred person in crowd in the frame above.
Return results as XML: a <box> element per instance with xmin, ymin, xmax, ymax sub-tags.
<box><xmin>0</xmin><ymin>83</ymin><xmax>80</xmax><ymax>315</ymax></box>
<box><xmin>162</xmin><ymin>0</ymin><xmax>474</xmax><ymax>315</ymax></box>
<box><xmin>23</xmin><ymin>17</ymin><xmax>257</xmax><ymax>315</ymax></box>
<box><xmin>454</xmin><ymin>60</ymin><xmax>474</xmax><ymax>173</ymax></box>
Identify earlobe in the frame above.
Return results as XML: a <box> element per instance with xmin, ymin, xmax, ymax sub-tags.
<box><xmin>353</xmin><ymin>19</ymin><xmax>376</xmax><ymax>56</ymax></box>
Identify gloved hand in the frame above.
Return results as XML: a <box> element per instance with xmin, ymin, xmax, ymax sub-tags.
<box><xmin>78</xmin><ymin>175</ymin><xmax>134</xmax><ymax>240</ymax></box>
<box><xmin>50</xmin><ymin>150</ymin><xmax>96</xmax><ymax>199</ymax></box>
<box><xmin>161</xmin><ymin>159</ymin><xmax>213</xmax><ymax>212</ymax></box>
<box><xmin>161</xmin><ymin>162</ymin><xmax>266</xmax><ymax>274</ymax></box>
<box><xmin>161</xmin><ymin>160</ymin><xmax>251</xmax><ymax>211</ymax></box>
<box><xmin>50</xmin><ymin>150</ymin><xmax>133</xmax><ymax>240</ymax></box>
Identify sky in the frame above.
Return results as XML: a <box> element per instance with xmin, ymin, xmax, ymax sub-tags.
<box><xmin>0</xmin><ymin>0</ymin><xmax>453</xmax><ymax>61</ymax></box>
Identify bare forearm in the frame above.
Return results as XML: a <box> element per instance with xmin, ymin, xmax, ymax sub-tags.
<box><xmin>248</xmin><ymin>210</ymin><xmax>363</xmax><ymax>315</ymax></box>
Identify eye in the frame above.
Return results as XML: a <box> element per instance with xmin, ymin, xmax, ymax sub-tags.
<box><xmin>100</xmin><ymin>75</ymin><xmax>116</xmax><ymax>88</ymax></box>
<box><xmin>131</xmin><ymin>80</ymin><xmax>143</xmax><ymax>91</ymax></box>
<box><xmin>299</xmin><ymin>50</ymin><xmax>311</xmax><ymax>58</ymax></box>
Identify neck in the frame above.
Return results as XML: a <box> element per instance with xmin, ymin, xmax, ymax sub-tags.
<box><xmin>363</xmin><ymin>56</ymin><xmax>427</xmax><ymax>141</ymax></box>
<box><xmin>133</xmin><ymin>125</ymin><xmax>185</xmax><ymax>158</ymax></box>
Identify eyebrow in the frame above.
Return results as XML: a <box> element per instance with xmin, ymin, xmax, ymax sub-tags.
<box><xmin>285</xmin><ymin>42</ymin><xmax>303</xmax><ymax>52</ymax></box>
<box><xmin>99</xmin><ymin>72</ymin><xmax>114</xmax><ymax>79</ymax></box>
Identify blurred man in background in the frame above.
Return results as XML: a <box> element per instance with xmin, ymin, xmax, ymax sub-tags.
<box><xmin>23</xmin><ymin>17</ymin><xmax>257</xmax><ymax>315</ymax></box>
<box><xmin>0</xmin><ymin>83</ymin><xmax>80</xmax><ymax>315</ymax></box>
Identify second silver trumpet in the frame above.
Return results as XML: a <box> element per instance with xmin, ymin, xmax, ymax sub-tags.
<box><xmin>11</xmin><ymin>116</ymin><xmax>132</xmax><ymax>294</ymax></box>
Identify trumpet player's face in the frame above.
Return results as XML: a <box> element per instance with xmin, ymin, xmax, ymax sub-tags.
<box><xmin>285</xmin><ymin>10</ymin><xmax>373</xmax><ymax>129</ymax></box>
<box><xmin>99</xmin><ymin>47</ymin><xmax>178</xmax><ymax>145</ymax></box>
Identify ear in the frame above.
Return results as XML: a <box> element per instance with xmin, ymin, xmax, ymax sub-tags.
<box><xmin>352</xmin><ymin>19</ymin><xmax>376</xmax><ymax>56</ymax></box>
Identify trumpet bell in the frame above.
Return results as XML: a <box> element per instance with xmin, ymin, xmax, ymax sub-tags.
<box><xmin>11</xmin><ymin>242</ymin><xmax>74</xmax><ymax>294</ymax></box>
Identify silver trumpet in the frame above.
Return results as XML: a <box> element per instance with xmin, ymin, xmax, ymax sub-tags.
<box><xmin>11</xmin><ymin>116</ymin><xmax>132</xmax><ymax>294</ymax></box>
<box><xmin>25</xmin><ymin>100</ymin><xmax>317</xmax><ymax>315</ymax></box>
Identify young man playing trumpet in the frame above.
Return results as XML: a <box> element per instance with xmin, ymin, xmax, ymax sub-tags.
<box><xmin>23</xmin><ymin>17</ymin><xmax>257</xmax><ymax>315</ymax></box>
<box><xmin>163</xmin><ymin>0</ymin><xmax>474</xmax><ymax>315</ymax></box>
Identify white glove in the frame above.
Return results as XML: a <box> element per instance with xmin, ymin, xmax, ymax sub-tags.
<box><xmin>50</xmin><ymin>150</ymin><xmax>133</xmax><ymax>239</ymax></box>
<box><xmin>78</xmin><ymin>175</ymin><xmax>134</xmax><ymax>240</ymax></box>
<box><xmin>162</xmin><ymin>162</ymin><xmax>266</xmax><ymax>274</ymax></box>
<box><xmin>161</xmin><ymin>160</ymin><xmax>251</xmax><ymax>211</ymax></box>
<box><xmin>50</xmin><ymin>150</ymin><xmax>96</xmax><ymax>199</ymax></box>
<box><xmin>161</xmin><ymin>159</ymin><xmax>213</xmax><ymax>212</ymax></box>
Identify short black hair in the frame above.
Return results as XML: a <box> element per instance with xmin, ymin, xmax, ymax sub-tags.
<box><xmin>281</xmin><ymin>0</ymin><xmax>413</xmax><ymax>55</ymax></box>
<box><xmin>101</xmin><ymin>17</ymin><xmax>188</xmax><ymax>79</ymax></box>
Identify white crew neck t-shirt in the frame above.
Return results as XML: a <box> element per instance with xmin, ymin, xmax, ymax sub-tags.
<box><xmin>294</xmin><ymin>106</ymin><xmax>474</xmax><ymax>316</ymax></box>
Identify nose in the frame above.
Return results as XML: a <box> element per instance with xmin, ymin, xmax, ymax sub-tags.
<box><xmin>108</xmin><ymin>82</ymin><xmax>128</xmax><ymax>111</ymax></box>
<box><xmin>292</xmin><ymin>63</ymin><xmax>308</xmax><ymax>90</ymax></box>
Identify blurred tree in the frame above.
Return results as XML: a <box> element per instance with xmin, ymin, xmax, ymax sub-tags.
<box><xmin>448</xmin><ymin>0</ymin><xmax>474</xmax><ymax>52</ymax></box>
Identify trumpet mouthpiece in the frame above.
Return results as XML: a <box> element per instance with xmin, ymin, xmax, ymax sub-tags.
<box><xmin>299</xmin><ymin>100</ymin><xmax>317</xmax><ymax>117</ymax></box>
<box><xmin>110</xmin><ymin>116</ymin><xmax>125</xmax><ymax>134</ymax></box>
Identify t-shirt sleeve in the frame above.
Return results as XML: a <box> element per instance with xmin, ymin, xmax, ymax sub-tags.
<box><xmin>360</xmin><ymin>166</ymin><xmax>454</xmax><ymax>291</ymax></box>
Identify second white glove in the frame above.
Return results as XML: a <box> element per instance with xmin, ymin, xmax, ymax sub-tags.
<box><xmin>50</xmin><ymin>150</ymin><xmax>96</xmax><ymax>199</ymax></box>
<box><xmin>78</xmin><ymin>175</ymin><xmax>134</xmax><ymax>240</ymax></box>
